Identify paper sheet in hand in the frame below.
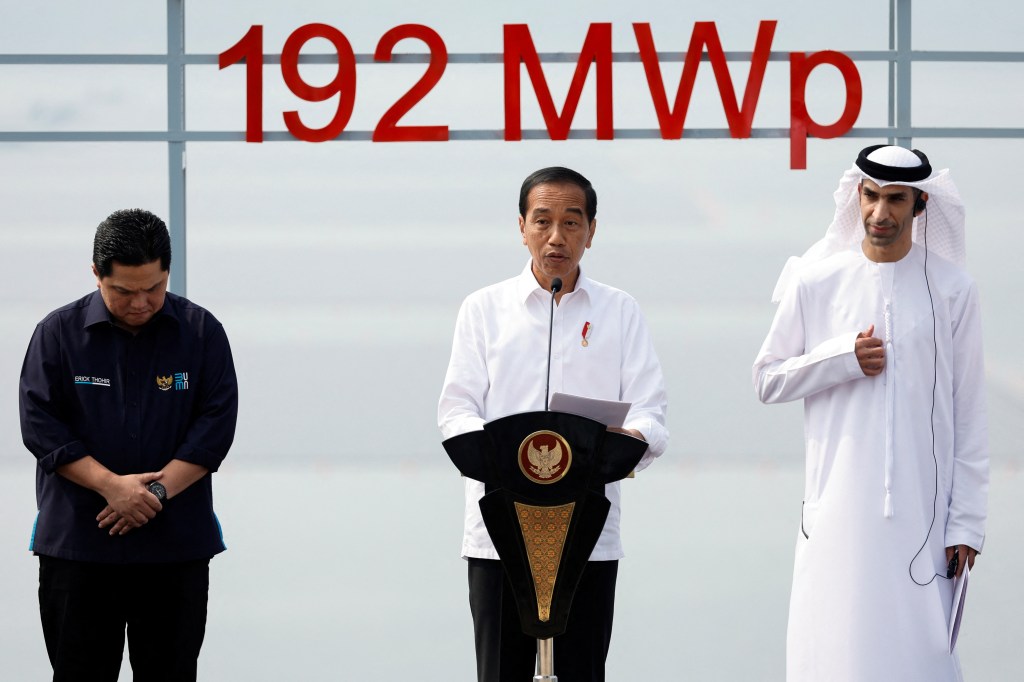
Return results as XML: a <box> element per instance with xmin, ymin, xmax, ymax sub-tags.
<box><xmin>948</xmin><ymin>562</ymin><xmax>970</xmax><ymax>653</ymax></box>
<box><xmin>548</xmin><ymin>393</ymin><xmax>630</xmax><ymax>428</ymax></box>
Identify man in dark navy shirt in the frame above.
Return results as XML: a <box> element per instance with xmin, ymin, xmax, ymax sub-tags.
<box><xmin>19</xmin><ymin>209</ymin><xmax>238</xmax><ymax>681</ymax></box>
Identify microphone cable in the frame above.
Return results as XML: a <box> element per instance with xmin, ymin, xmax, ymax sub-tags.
<box><xmin>907</xmin><ymin>205</ymin><xmax>952</xmax><ymax>587</ymax></box>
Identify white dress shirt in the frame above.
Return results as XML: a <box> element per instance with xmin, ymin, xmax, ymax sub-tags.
<box><xmin>439</xmin><ymin>261</ymin><xmax>669</xmax><ymax>560</ymax></box>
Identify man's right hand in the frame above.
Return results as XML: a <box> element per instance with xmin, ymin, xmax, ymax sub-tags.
<box><xmin>855</xmin><ymin>324</ymin><xmax>885</xmax><ymax>377</ymax></box>
<box><xmin>95</xmin><ymin>472</ymin><xmax>164</xmax><ymax>535</ymax></box>
<box><xmin>56</xmin><ymin>456</ymin><xmax>164</xmax><ymax>535</ymax></box>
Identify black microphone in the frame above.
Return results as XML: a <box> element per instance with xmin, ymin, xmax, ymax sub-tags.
<box><xmin>544</xmin><ymin>278</ymin><xmax>563</xmax><ymax>411</ymax></box>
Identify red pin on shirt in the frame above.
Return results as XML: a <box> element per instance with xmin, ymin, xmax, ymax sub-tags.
<box><xmin>581</xmin><ymin>322</ymin><xmax>592</xmax><ymax>347</ymax></box>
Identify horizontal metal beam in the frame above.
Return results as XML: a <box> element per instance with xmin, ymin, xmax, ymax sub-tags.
<box><xmin>0</xmin><ymin>54</ymin><xmax>171</xmax><ymax>65</ymax></box>
<box><xmin>908</xmin><ymin>51</ymin><xmax>1024</xmax><ymax>62</ymax></box>
<box><xmin>3</xmin><ymin>50</ymin><xmax>1024</xmax><ymax>66</ymax></box>
<box><xmin>5</xmin><ymin>127</ymin><xmax>1023</xmax><ymax>143</ymax></box>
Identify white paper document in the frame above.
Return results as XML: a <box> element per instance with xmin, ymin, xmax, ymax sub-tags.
<box><xmin>948</xmin><ymin>562</ymin><xmax>970</xmax><ymax>654</ymax></box>
<box><xmin>548</xmin><ymin>392</ymin><xmax>630</xmax><ymax>427</ymax></box>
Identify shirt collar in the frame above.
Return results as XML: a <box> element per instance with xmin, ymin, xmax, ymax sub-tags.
<box><xmin>83</xmin><ymin>290</ymin><xmax>179</xmax><ymax>329</ymax></box>
<box><xmin>514</xmin><ymin>259</ymin><xmax>592</xmax><ymax>304</ymax></box>
<box><xmin>84</xmin><ymin>291</ymin><xmax>111</xmax><ymax>328</ymax></box>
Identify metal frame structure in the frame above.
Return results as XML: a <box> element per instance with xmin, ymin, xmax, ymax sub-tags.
<box><xmin>2</xmin><ymin>0</ymin><xmax>1022</xmax><ymax>295</ymax></box>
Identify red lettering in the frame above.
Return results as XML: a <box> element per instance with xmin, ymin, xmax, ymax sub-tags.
<box><xmin>281</xmin><ymin>23</ymin><xmax>357</xmax><ymax>143</ymax></box>
<box><xmin>218</xmin><ymin>20</ymin><xmax>866</xmax><ymax>169</ymax></box>
<box><xmin>503</xmin><ymin>23</ymin><xmax>613</xmax><ymax>141</ymax></box>
<box><xmin>373</xmin><ymin>24</ymin><xmax>449</xmax><ymax>142</ymax></box>
<box><xmin>789</xmin><ymin>51</ymin><xmax>862</xmax><ymax>169</ymax></box>
<box><xmin>219</xmin><ymin>24</ymin><xmax>264</xmax><ymax>143</ymax></box>
<box><xmin>635</xmin><ymin>20</ymin><xmax>776</xmax><ymax>139</ymax></box>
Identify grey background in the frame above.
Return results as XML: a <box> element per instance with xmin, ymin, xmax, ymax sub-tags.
<box><xmin>1</xmin><ymin>1</ymin><xmax>1021</xmax><ymax>679</ymax></box>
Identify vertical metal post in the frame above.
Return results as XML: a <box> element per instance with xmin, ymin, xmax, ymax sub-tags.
<box><xmin>167</xmin><ymin>0</ymin><xmax>187</xmax><ymax>296</ymax></box>
<box><xmin>887</xmin><ymin>0</ymin><xmax>896</xmax><ymax>145</ymax></box>
<box><xmin>534</xmin><ymin>638</ymin><xmax>556</xmax><ymax>682</ymax></box>
<box><xmin>895</xmin><ymin>0</ymin><xmax>912</xmax><ymax>148</ymax></box>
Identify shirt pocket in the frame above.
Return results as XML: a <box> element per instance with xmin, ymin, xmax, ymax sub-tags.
<box><xmin>562</xmin><ymin>323</ymin><xmax>622</xmax><ymax>399</ymax></box>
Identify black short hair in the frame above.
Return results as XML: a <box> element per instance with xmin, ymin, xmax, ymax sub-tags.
<box><xmin>92</xmin><ymin>209</ymin><xmax>171</xmax><ymax>278</ymax></box>
<box><xmin>519</xmin><ymin>167</ymin><xmax>597</xmax><ymax>223</ymax></box>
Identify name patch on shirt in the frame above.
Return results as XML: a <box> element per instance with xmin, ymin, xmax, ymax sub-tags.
<box><xmin>156</xmin><ymin>372</ymin><xmax>189</xmax><ymax>391</ymax></box>
<box><xmin>74</xmin><ymin>375</ymin><xmax>111</xmax><ymax>388</ymax></box>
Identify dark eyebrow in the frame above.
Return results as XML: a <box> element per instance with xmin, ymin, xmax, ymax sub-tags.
<box><xmin>874</xmin><ymin>188</ymin><xmax>910</xmax><ymax>201</ymax></box>
<box><xmin>866</xmin><ymin>184</ymin><xmax>912</xmax><ymax>199</ymax></box>
<box><xmin>529</xmin><ymin>206</ymin><xmax>585</xmax><ymax>218</ymax></box>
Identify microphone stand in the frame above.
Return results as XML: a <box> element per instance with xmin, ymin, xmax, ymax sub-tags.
<box><xmin>538</xmin><ymin>275</ymin><xmax>562</xmax><ymax>681</ymax></box>
<box><xmin>535</xmin><ymin>638</ymin><xmax>556</xmax><ymax>682</ymax></box>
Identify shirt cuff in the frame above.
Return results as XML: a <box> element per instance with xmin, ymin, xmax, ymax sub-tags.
<box><xmin>623</xmin><ymin>416</ymin><xmax>667</xmax><ymax>473</ymax></box>
<box><xmin>37</xmin><ymin>441</ymin><xmax>89</xmax><ymax>474</ymax></box>
<box><xmin>839</xmin><ymin>332</ymin><xmax>864</xmax><ymax>378</ymax></box>
<box><xmin>944</xmin><ymin>527</ymin><xmax>986</xmax><ymax>554</ymax></box>
<box><xmin>440</xmin><ymin>415</ymin><xmax>486</xmax><ymax>441</ymax></box>
<box><xmin>171</xmin><ymin>443</ymin><xmax>226</xmax><ymax>472</ymax></box>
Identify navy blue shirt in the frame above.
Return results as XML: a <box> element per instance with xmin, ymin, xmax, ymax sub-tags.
<box><xmin>20</xmin><ymin>290</ymin><xmax>238</xmax><ymax>563</ymax></box>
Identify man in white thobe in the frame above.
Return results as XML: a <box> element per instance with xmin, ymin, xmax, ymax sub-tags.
<box><xmin>753</xmin><ymin>145</ymin><xmax>988</xmax><ymax>681</ymax></box>
<box><xmin>439</xmin><ymin>167</ymin><xmax>668</xmax><ymax>682</ymax></box>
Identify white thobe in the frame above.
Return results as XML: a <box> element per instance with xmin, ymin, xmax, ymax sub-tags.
<box><xmin>439</xmin><ymin>261</ymin><xmax>669</xmax><ymax>561</ymax></box>
<box><xmin>753</xmin><ymin>244</ymin><xmax>988</xmax><ymax>682</ymax></box>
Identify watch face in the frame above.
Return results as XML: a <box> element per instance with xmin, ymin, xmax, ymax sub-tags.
<box><xmin>148</xmin><ymin>482</ymin><xmax>167</xmax><ymax>501</ymax></box>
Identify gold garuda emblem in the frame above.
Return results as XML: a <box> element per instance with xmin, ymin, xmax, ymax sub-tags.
<box><xmin>155</xmin><ymin>375</ymin><xmax>173</xmax><ymax>391</ymax></box>
<box><xmin>518</xmin><ymin>430</ymin><xmax>572</xmax><ymax>485</ymax></box>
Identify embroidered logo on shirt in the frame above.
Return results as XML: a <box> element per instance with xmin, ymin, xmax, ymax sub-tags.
<box><xmin>518</xmin><ymin>430</ymin><xmax>573</xmax><ymax>485</ymax></box>
<box><xmin>74</xmin><ymin>375</ymin><xmax>111</xmax><ymax>388</ymax></box>
<box><xmin>156</xmin><ymin>373</ymin><xmax>189</xmax><ymax>391</ymax></box>
<box><xmin>581</xmin><ymin>321</ymin><xmax>592</xmax><ymax>347</ymax></box>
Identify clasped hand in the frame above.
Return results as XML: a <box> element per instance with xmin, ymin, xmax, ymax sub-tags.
<box><xmin>96</xmin><ymin>471</ymin><xmax>164</xmax><ymax>536</ymax></box>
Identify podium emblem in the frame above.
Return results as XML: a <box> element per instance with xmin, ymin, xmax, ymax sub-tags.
<box><xmin>518</xmin><ymin>430</ymin><xmax>572</xmax><ymax>484</ymax></box>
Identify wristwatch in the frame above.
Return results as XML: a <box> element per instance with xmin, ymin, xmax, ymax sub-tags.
<box><xmin>147</xmin><ymin>481</ymin><xmax>168</xmax><ymax>503</ymax></box>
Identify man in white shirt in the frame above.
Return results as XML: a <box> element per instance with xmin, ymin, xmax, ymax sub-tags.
<box><xmin>439</xmin><ymin>167</ymin><xmax>668</xmax><ymax>682</ymax></box>
<box><xmin>753</xmin><ymin>146</ymin><xmax>988</xmax><ymax>681</ymax></box>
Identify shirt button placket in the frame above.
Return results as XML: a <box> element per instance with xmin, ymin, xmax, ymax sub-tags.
<box><xmin>551</xmin><ymin>303</ymin><xmax>563</xmax><ymax>393</ymax></box>
<box><xmin>126</xmin><ymin>340</ymin><xmax>142</xmax><ymax>459</ymax></box>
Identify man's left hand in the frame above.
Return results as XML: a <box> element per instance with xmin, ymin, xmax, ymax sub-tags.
<box><xmin>607</xmin><ymin>427</ymin><xmax>645</xmax><ymax>441</ymax></box>
<box><xmin>945</xmin><ymin>544</ymin><xmax>978</xmax><ymax>578</ymax></box>
<box><xmin>98</xmin><ymin>503</ymin><xmax>154</xmax><ymax>536</ymax></box>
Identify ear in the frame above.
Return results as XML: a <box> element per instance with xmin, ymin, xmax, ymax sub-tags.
<box><xmin>91</xmin><ymin>263</ymin><xmax>101</xmax><ymax>287</ymax></box>
<box><xmin>519</xmin><ymin>215</ymin><xmax>527</xmax><ymax>245</ymax></box>
<box><xmin>585</xmin><ymin>219</ymin><xmax>597</xmax><ymax>249</ymax></box>
<box><xmin>915</xmin><ymin>191</ymin><xmax>930</xmax><ymax>217</ymax></box>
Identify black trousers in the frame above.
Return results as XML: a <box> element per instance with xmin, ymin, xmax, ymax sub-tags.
<box><xmin>38</xmin><ymin>555</ymin><xmax>211</xmax><ymax>682</ymax></box>
<box><xmin>468</xmin><ymin>557</ymin><xmax>618</xmax><ymax>682</ymax></box>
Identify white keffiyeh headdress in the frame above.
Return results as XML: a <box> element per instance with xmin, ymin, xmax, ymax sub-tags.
<box><xmin>771</xmin><ymin>145</ymin><xmax>967</xmax><ymax>302</ymax></box>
